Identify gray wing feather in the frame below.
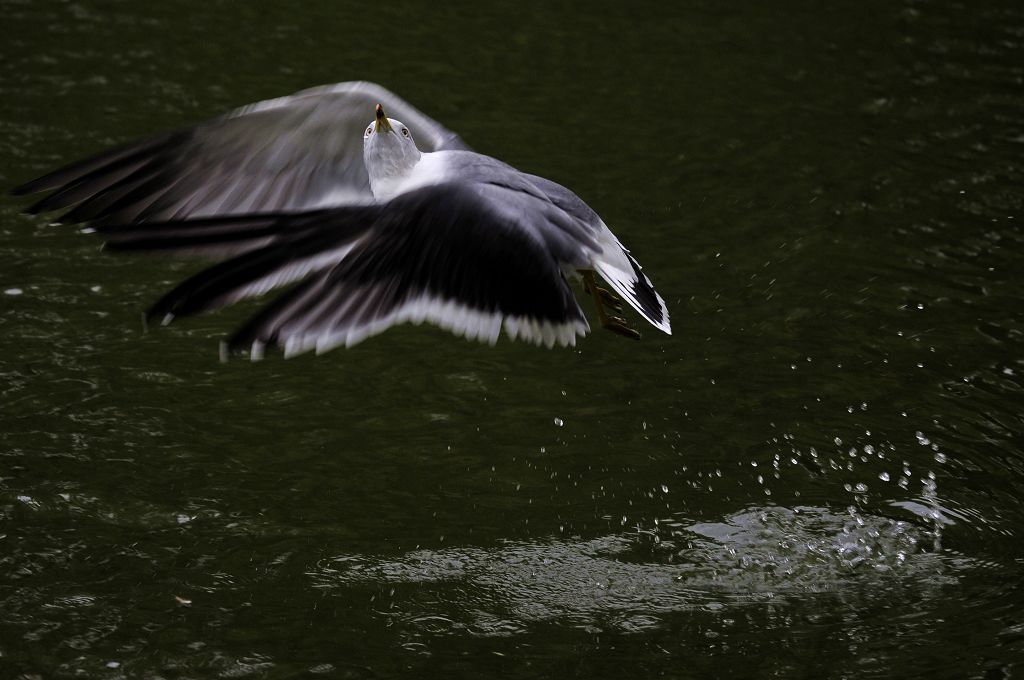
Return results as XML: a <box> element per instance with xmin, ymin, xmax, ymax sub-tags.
<box><xmin>13</xmin><ymin>81</ymin><xmax>469</xmax><ymax>224</ymax></box>
<box><xmin>456</xmin><ymin>161</ymin><xmax>670</xmax><ymax>334</ymax></box>
<box><xmin>430</xmin><ymin>151</ymin><xmax>604</xmax><ymax>261</ymax></box>
<box><xmin>521</xmin><ymin>172</ymin><xmax>602</xmax><ymax>226</ymax></box>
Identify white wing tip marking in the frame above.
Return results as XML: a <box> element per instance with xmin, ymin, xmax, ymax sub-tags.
<box><xmin>592</xmin><ymin>261</ymin><xmax>672</xmax><ymax>335</ymax></box>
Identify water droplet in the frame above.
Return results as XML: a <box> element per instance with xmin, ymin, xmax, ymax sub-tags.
<box><xmin>934</xmin><ymin>451</ymin><xmax>947</xmax><ymax>463</ymax></box>
<box><xmin>4</xmin><ymin>288</ymin><xmax>23</xmax><ymax>296</ymax></box>
<box><xmin>553</xmin><ymin>418</ymin><xmax>563</xmax><ymax>427</ymax></box>
<box><xmin>879</xmin><ymin>471</ymin><xmax>890</xmax><ymax>482</ymax></box>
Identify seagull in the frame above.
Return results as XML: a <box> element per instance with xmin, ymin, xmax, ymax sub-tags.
<box><xmin>13</xmin><ymin>81</ymin><xmax>671</xmax><ymax>358</ymax></box>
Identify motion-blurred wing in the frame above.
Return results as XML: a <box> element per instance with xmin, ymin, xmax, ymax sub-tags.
<box><xmin>12</xmin><ymin>81</ymin><xmax>469</xmax><ymax>225</ymax></box>
<box><xmin>92</xmin><ymin>183</ymin><xmax>589</xmax><ymax>357</ymax></box>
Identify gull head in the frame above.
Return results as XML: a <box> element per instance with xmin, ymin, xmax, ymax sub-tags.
<box><xmin>363</xmin><ymin>103</ymin><xmax>421</xmax><ymax>198</ymax></box>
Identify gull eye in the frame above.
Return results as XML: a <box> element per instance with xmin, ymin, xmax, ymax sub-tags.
<box><xmin>401</xmin><ymin>128</ymin><xmax>410</xmax><ymax>137</ymax></box>
<box><xmin>365</xmin><ymin>126</ymin><xmax>373</xmax><ymax>135</ymax></box>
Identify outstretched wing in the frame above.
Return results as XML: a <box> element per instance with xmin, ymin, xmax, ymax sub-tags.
<box><xmin>93</xmin><ymin>183</ymin><xmax>590</xmax><ymax>357</ymax></box>
<box><xmin>12</xmin><ymin>81</ymin><xmax>469</xmax><ymax>225</ymax></box>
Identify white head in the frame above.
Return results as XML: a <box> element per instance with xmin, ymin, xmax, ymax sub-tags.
<box><xmin>363</xmin><ymin>103</ymin><xmax>421</xmax><ymax>197</ymax></box>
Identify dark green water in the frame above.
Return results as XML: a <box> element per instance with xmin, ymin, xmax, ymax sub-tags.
<box><xmin>2</xmin><ymin>0</ymin><xmax>1024</xmax><ymax>677</ymax></box>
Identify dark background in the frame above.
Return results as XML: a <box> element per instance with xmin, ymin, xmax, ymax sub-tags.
<box><xmin>1</xmin><ymin>0</ymin><xmax>1023</xmax><ymax>677</ymax></box>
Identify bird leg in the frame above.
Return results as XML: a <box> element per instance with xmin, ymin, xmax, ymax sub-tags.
<box><xmin>582</xmin><ymin>270</ymin><xmax>641</xmax><ymax>340</ymax></box>
<box><xmin>595</xmin><ymin>287</ymin><xmax>623</xmax><ymax>312</ymax></box>
<box><xmin>581</xmin><ymin>273</ymin><xmax>624</xmax><ymax>311</ymax></box>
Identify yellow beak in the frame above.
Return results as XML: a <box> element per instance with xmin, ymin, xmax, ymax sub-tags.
<box><xmin>374</xmin><ymin>104</ymin><xmax>394</xmax><ymax>134</ymax></box>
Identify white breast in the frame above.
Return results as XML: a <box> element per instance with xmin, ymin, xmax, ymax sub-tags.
<box><xmin>372</xmin><ymin>151</ymin><xmax>452</xmax><ymax>201</ymax></box>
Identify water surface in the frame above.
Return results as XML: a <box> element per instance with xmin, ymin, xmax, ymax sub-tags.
<box><xmin>2</xmin><ymin>0</ymin><xmax>1023</xmax><ymax>677</ymax></box>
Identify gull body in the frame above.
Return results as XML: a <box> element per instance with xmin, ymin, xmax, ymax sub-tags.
<box><xmin>13</xmin><ymin>81</ymin><xmax>670</xmax><ymax>357</ymax></box>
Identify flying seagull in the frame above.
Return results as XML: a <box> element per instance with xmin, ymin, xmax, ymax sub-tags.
<box><xmin>13</xmin><ymin>81</ymin><xmax>671</xmax><ymax>358</ymax></box>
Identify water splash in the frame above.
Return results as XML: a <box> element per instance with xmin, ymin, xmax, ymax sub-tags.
<box><xmin>308</xmin><ymin>506</ymin><xmax>949</xmax><ymax>636</ymax></box>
